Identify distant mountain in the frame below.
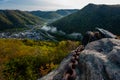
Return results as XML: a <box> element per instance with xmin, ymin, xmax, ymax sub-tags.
<box><xmin>49</xmin><ymin>4</ymin><xmax>120</xmax><ymax>34</ymax></box>
<box><xmin>30</xmin><ymin>9</ymin><xmax>79</xmax><ymax>22</ymax></box>
<box><xmin>56</xmin><ymin>9</ymin><xmax>79</xmax><ymax>16</ymax></box>
<box><xmin>0</xmin><ymin>10</ymin><xmax>45</xmax><ymax>31</ymax></box>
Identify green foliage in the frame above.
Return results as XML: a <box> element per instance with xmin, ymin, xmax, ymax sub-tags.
<box><xmin>0</xmin><ymin>10</ymin><xmax>45</xmax><ymax>31</ymax></box>
<box><xmin>50</xmin><ymin>4</ymin><xmax>120</xmax><ymax>34</ymax></box>
<box><xmin>0</xmin><ymin>39</ymin><xmax>80</xmax><ymax>80</ymax></box>
<box><xmin>3</xmin><ymin>56</ymin><xmax>41</xmax><ymax>80</ymax></box>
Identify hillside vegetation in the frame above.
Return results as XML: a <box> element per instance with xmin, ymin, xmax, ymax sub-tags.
<box><xmin>30</xmin><ymin>11</ymin><xmax>62</xmax><ymax>20</ymax></box>
<box><xmin>50</xmin><ymin>4</ymin><xmax>120</xmax><ymax>34</ymax></box>
<box><xmin>0</xmin><ymin>39</ymin><xmax>80</xmax><ymax>80</ymax></box>
<box><xmin>0</xmin><ymin>10</ymin><xmax>45</xmax><ymax>31</ymax></box>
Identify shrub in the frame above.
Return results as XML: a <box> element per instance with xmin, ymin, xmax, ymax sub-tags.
<box><xmin>0</xmin><ymin>39</ymin><xmax>80</xmax><ymax>80</ymax></box>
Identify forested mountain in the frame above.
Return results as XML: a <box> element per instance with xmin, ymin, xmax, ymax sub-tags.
<box><xmin>50</xmin><ymin>4</ymin><xmax>120</xmax><ymax>34</ymax></box>
<box><xmin>0</xmin><ymin>10</ymin><xmax>45</xmax><ymax>31</ymax></box>
<box><xmin>30</xmin><ymin>9</ymin><xmax>78</xmax><ymax>22</ymax></box>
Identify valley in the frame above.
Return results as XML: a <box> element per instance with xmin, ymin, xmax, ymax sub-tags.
<box><xmin>0</xmin><ymin>25</ymin><xmax>82</xmax><ymax>41</ymax></box>
<box><xmin>0</xmin><ymin>9</ymin><xmax>81</xmax><ymax>41</ymax></box>
<box><xmin>0</xmin><ymin>3</ymin><xmax>120</xmax><ymax>80</ymax></box>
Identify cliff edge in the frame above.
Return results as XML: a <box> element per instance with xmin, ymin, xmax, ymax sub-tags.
<box><xmin>38</xmin><ymin>38</ymin><xmax>120</xmax><ymax>80</ymax></box>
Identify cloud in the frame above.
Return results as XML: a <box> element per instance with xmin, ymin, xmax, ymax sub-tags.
<box><xmin>0</xmin><ymin>0</ymin><xmax>10</xmax><ymax>3</ymax></box>
<box><xmin>0</xmin><ymin>0</ymin><xmax>9</xmax><ymax>2</ymax></box>
<box><xmin>0</xmin><ymin>0</ymin><xmax>120</xmax><ymax>10</ymax></box>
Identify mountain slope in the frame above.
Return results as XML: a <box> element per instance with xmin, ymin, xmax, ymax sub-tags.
<box><xmin>0</xmin><ymin>10</ymin><xmax>45</xmax><ymax>31</ymax></box>
<box><xmin>30</xmin><ymin>9</ymin><xmax>78</xmax><ymax>22</ymax></box>
<box><xmin>30</xmin><ymin>11</ymin><xmax>61</xmax><ymax>19</ymax></box>
<box><xmin>50</xmin><ymin>4</ymin><xmax>120</xmax><ymax>34</ymax></box>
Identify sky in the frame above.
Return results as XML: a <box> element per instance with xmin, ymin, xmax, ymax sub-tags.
<box><xmin>0</xmin><ymin>0</ymin><xmax>120</xmax><ymax>11</ymax></box>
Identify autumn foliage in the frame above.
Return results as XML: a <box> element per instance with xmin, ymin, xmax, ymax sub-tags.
<box><xmin>0</xmin><ymin>39</ymin><xmax>80</xmax><ymax>80</ymax></box>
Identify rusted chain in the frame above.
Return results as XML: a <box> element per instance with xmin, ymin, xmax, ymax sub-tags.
<box><xmin>62</xmin><ymin>45</ymin><xmax>84</xmax><ymax>80</ymax></box>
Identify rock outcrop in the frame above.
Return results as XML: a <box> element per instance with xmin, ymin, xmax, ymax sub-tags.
<box><xmin>79</xmin><ymin>38</ymin><xmax>120</xmax><ymax>80</ymax></box>
<box><xmin>38</xmin><ymin>38</ymin><xmax>120</xmax><ymax>80</ymax></box>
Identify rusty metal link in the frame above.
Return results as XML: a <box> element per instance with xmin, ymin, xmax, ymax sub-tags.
<box><xmin>62</xmin><ymin>45</ymin><xmax>84</xmax><ymax>80</ymax></box>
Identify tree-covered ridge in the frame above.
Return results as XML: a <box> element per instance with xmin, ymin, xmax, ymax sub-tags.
<box><xmin>50</xmin><ymin>4</ymin><xmax>120</xmax><ymax>34</ymax></box>
<box><xmin>0</xmin><ymin>39</ymin><xmax>80</xmax><ymax>80</ymax></box>
<box><xmin>0</xmin><ymin>10</ymin><xmax>45</xmax><ymax>31</ymax></box>
<box><xmin>30</xmin><ymin>11</ymin><xmax>62</xmax><ymax>19</ymax></box>
<box><xmin>30</xmin><ymin>9</ymin><xmax>79</xmax><ymax>21</ymax></box>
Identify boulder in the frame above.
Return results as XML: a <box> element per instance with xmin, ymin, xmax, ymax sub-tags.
<box><xmin>79</xmin><ymin>38</ymin><xmax>120</xmax><ymax>80</ymax></box>
<box><xmin>96</xmin><ymin>27</ymin><xmax>117</xmax><ymax>38</ymax></box>
<box><xmin>38</xmin><ymin>38</ymin><xmax>120</xmax><ymax>80</ymax></box>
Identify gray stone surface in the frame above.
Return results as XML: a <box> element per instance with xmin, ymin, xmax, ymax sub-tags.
<box><xmin>38</xmin><ymin>38</ymin><xmax>120</xmax><ymax>80</ymax></box>
<box><xmin>96</xmin><ymin>27</ymin><xmax>117</xmax><ymax>38</ymax></box>
<box><xmin>79</xmin><ymin>38</ymin><xmax>120</xmax><ymax>80</ymax></box>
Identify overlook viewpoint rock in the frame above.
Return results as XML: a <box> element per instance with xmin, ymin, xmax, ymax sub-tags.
<box><xmin>38</xmin><ymin>38</ymin><xmax>120</xmax><ymax>80</ymax></box>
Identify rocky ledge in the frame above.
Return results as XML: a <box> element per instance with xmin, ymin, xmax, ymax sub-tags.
<box><xmin>38</xmin><ymin>38</ymin><xmax>120</xmax><ymax>80</ymax></box>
